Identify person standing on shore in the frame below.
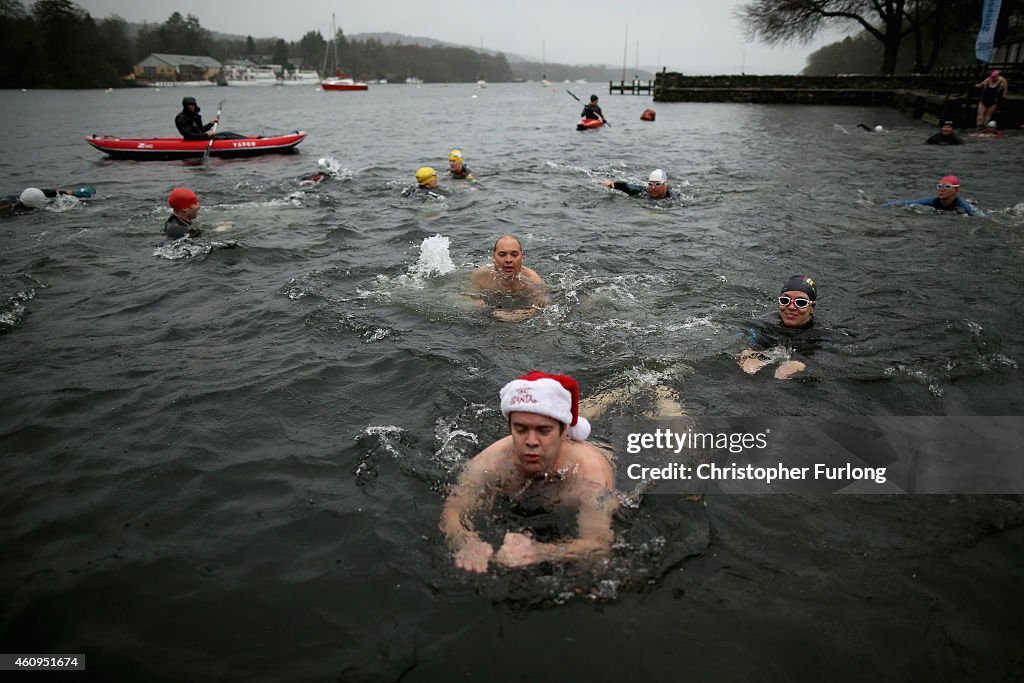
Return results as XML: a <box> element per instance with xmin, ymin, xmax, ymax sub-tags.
<box><xmin>975</xmin><ymin>70</ymin><xmax>1008</xmax><ymax>128</ymax></box>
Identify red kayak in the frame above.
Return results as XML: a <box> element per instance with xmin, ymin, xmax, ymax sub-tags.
<box><xmin>577</xmin><ymin>118</ymin><xmax>604</xmax><ymax>131</ymax></box>
<box><xmin>85</xmin><ymin>131</ymin><xmax>307</xmax><ymax>160</ymax></box>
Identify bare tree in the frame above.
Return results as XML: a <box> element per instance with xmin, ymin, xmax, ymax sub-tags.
<box><xmin>736</xmin><ymin>0</ymin><xmax>918</xmax><ymax>74</ymax></box>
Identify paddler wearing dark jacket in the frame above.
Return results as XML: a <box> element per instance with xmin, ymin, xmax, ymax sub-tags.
<box><xmin>581</xmin><ymin>94</ymin><xmax>606</xmax><ymax>123</ymax></box>
<box><xmin>175</xmin><ymin>96</ymin><xmax>219</xmax><ymax>140</ymax></box>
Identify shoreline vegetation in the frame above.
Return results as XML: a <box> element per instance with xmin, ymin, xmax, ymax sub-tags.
<box><xmin>5</xmin><ymin>1</ymin><xmax>1021</xmax><ymax>90</ymax></box>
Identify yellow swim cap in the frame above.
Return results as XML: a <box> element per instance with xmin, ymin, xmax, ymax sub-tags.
<box><xmin>416</xmin><ymin>166</ymin><xmax>437</xmax><ymax>186</ymax></box>
<box><xmin>448</xmin><ymin>149</ymin><xmax>464</xmax><ymax>161</ymax></box>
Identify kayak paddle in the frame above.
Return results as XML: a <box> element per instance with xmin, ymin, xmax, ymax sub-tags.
<box><xmin>202</xmin><ymin>100</ymin><xmax>225</xmax><ymax>163</ymax></box>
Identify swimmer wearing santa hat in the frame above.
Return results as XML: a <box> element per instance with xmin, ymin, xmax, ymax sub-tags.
<box><xmin>439</xmin><ymin>371</ymin><xmax>616</xmax><ymax>573</ymax></box>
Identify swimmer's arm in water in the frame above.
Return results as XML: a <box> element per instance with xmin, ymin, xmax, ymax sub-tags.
<box><xmin>737</xmin><ymin>349</ymin><xmax>806</xmax><ymax>379</ymax></box>
<box><xmin>495</xmin><ymin>478</ymin><xmax>617</xmax><ymax>567</ymax></box>
<box><xmin>738</xmin><ymin>348</ymin><xmax>771</xmax><ymax>375</ymax></box>
<box><xmin>601</xmin><ymin>180</ymin><xmax>644</xmax><ymax>196</ymax></box>
<box><xmin>440</xmin><ymin>446</ymin><xmax>504</xmax><ymax>573</ymax></box>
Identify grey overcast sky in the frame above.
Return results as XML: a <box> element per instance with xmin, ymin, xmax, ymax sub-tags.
<box><xmin>72</xmin><ymin>0</ymin><xmax>846</xmax><ymax>74</ymax></box>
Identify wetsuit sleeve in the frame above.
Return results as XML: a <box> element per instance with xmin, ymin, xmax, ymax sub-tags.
<box><xmin>612</xmin><ymin>181</ymin><xmax>644</xmax><ymax>196</ymax></box>
<box><xmin>880</xmin><ymin>197</ymin><xmax>937</xmax><ymax>208</ymax></box>
<box><xmin>956</xmin><ymin>197</ymin><xmax>976</xmax><ymax>216</ymax></box>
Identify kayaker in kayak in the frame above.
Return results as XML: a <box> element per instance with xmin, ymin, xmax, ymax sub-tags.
<box><xmin>601</xmin><ymin>169</ymin><xmax>670</xmax><ymax>199</ymax></box>
<box><xmin>581</xmin><ymin>94</ymin><xmax>607</xmax><ymax>124</ymax></box>
<box><xmin>164</xmin><ymin>187</ymin><xmax>203</xmax><ymax>239</ymax></box>
<box><xmin>174</xmin><ymin>97</ymin><xmax>245</xmax><ymax>141</ymax></box>
<box><xmin>175</xmin><ymin>97</ymin><xmax>219</xmax><ymax>140</ymax></box>
<box><xmin>447</xmin><ymin>149</ymin><xmax>476</xmax><ymax>182</ymax></box>
<box><xmin>0</xmin><ymin>186</ymin><xmax>95</xmax><ymax>218</ymax></box>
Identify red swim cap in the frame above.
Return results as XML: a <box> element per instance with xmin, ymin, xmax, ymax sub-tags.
<box><xmin>939</xmin><ymin>175</ymin><xmax>959</xmax><ymax>187</ymax></box>
<box><xmin>168</xmin><ymin>187</ymin><xmax>198</xmax><ymax>210</ymax></box>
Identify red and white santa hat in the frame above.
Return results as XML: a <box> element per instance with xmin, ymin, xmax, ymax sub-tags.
<box><xmin>499</xmin><ymin>371</ymin><xmax>592</xmax><ymax>442</ymax></box>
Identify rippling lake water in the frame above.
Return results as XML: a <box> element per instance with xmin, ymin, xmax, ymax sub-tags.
<box><xmin>1</xmin><ymin>84</ymin><xmax>1023</xmax><ymax>681</ymax></box>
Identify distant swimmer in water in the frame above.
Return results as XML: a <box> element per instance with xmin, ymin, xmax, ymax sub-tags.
<box><xmin>0</xmin><ymin>186</ymin><xmax>95</xmax><ymax>218</ymax></box>
<box><xmin>164</xmin><ymin>187</ymin><xmax>203</xmax><ymax>239</ymax></box>
<box><xmin>446</xmin><ymin>149</ymin><xmax>476</xmax><ymax>182</ymax></box>
<box><xmin>880</xmin><ymin>174</ymin><xmax>975</xmax><ymax>216</ymax></box>
<box><xmin>601</xmin><ymin>169</ymin><xmax>671</xmax><ymax>199</ymax></box>
<box><xmin>737</xmin><ymin>275</ymin><xmax>844</xmax><ymax>380</ymax></box>
<box><xmin>925</xmin><ymin>120</ymin><xmax>964</xmax><ymax>145</ymax></box>
<box><xmin>440</xmin><ymin>371</ymin><xmax>616</xmax><ymax>573</ymax></box>
<box><xmin>403</xmin><ymin>166</ymin><xmax>449</xmax><ymax>198</ymax></box>
<box><xmin>857</xmin><ymin>123</ymin><xmax>886</xmax><ymax>133</ymax></box>
<box><xmin>468</xmin><ymin>234</ymin><xmax>548</xmax><ymax>321</ymax></box>
<box><xmin>971</xmin><ymin>120</ymin><xmax>1004</xmax><ymax>137</ymax></box>
<box><xmin>298</xmin><ymin>157</ymin><xmax>342</xmax><ymax>186</ymax></box>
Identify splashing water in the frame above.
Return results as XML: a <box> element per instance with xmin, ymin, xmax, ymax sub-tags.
<box><xmin>396</xmin><ymin>234</ymin><xmax>457</xmax><ymax>288</ymax></box>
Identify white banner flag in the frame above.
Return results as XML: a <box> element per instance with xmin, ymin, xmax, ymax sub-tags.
<box><xmin>975</xmin><ymin>0</ymin><xmax>1003</xmax><ymax>63</ymax></box>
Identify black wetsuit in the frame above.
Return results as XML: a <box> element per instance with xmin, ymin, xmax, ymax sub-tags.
<box><xmin>0</xmin><ymin>189</ymin><xmax>62</xmax><ymax>218</ymax></box>
<box><xmin>164</xmin><ymin>213</ymin><xmax>201</xmax><ymax>239</ymax></box>
<box><xmin>741</xmin><ymin>312</ymin><xmax>845</xmax><ymax>368</ymax></box>
<box><xmin>581</xmin><ymin>103</ymin><xmax>603</xmax><ymax>120</ymax></box>
<box><xmin>926</xmin><ymin>131</ymin><xmax>964</xmax><ymax>145</ymax></box>
<box><xmin>448</xmin><ymin>165</ymin><xmax>475</xmax><ymax>181</ymax></box>
<box><xmin>608</xmin><ymin>180</ymin><xmax>671</xmax><ymax>199</ymax></box>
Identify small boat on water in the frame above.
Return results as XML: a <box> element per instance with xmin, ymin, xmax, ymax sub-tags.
<box><xmin>576</xmin><ymin>118</ymin><xmax>604</xmax><ymax>131</ymax></box>
<box><xmin>279</xmin><ymin>69</ymin><xmax>321</xmax><ymax>86</ymax></box>
<box><xmin>85</xmin><ymin>132</ymin><xmax>307</xmax><ymax>160</ymax></box>
<box><xmin>321</xmin><ymin>76</ymin><xmax>368</xmax><ymax>91</ymax></box>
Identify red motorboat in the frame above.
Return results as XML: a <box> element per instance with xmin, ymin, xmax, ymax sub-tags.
<box><xmin>576</xmin><ymin>118</ymin><xmax>604</xmax><ymax>131</ymax></box>
<box><xmin>85</xmin><ymin>132</ymin><xmax>307</xmax><ymax>160</ymax></box>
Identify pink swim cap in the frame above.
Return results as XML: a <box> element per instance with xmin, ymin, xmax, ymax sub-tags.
<box><xmin>939</xmin><ymin>175</ymin><xmax>959</xmax><ymax>187</ymax></box>
<box><xmin>991</xmin><ymin>70</ymin><xmax>1000</xmax><ymax>78</ymax></box>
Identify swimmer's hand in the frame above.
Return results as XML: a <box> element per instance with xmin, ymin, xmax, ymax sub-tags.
<box><xmin>738</xmin><ymin>349</ymin><xmax>769</xmax><ymax>375</ymax></box>
<box><xmin>600</xmin><ymin>180</ymin><xmax>614</xmax><ymax>188</ymax></box>
<box><xmin>494</xmin><ymin>532</ymin><xmax>541</xmax><ymax>568</ymax></box>
<box><xmin>774</xmin><ymin>360</ymin><xmax>806</xmax><ymax>380</ymax></box>
<box><xmin>454</xmin><ymin>539</ymin><xmax>494</xmax><ymax>573</ymax></box>
<box><xmin>213</xmin><ymin>222</ymin><xmax>234</xmax><ymax>233</ymax></box>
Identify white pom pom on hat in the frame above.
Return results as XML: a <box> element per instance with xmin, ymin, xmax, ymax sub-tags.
<box><xmin>500</xmin><ymin>371</ymin><xmax>592</xmax><ymax>442</ymax></box>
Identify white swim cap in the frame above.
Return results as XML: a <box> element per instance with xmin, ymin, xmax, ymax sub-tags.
<box><xmin>19</xmin><ymin>187</ymin><xmax>47</xmax><ymax>208</ymax></box>
<box><xmin>317</xmin><ymin>157</ymin><xmax>329</xmax><ymax>171</ymax></box>
<box><xmin>987</xmin><ymin>120</ymin><xmax>997</xmax><ymax>128</ymax></box>
<box><xmin>873</xmin><ymin>125</ymin><xmax>884</xmax><ymax>133</ymax></box>
<box><xmin>649</xmin><ymin>169</ymin><xmax>667</xmax><ymax>183</ymax></box>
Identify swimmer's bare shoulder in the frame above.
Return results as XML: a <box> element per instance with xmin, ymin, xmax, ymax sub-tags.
<box><xmin>562</xmin><ymin>439</ymin><xmax>615</xmax><ymax>490</ymax></box>
<box><xmin>469</xmin><ymin>265</ymin><xmax>496</xmax><ymax>291</ymax></box>
<box><xmin>521</xmin><ymin>266</ymin><xmax>545</xmax><ymax>286</ymax></box>
<box><xmin>458</xmin><ymin>436</ymin><xmax>520</xmax><ymax>490</ymax></box>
